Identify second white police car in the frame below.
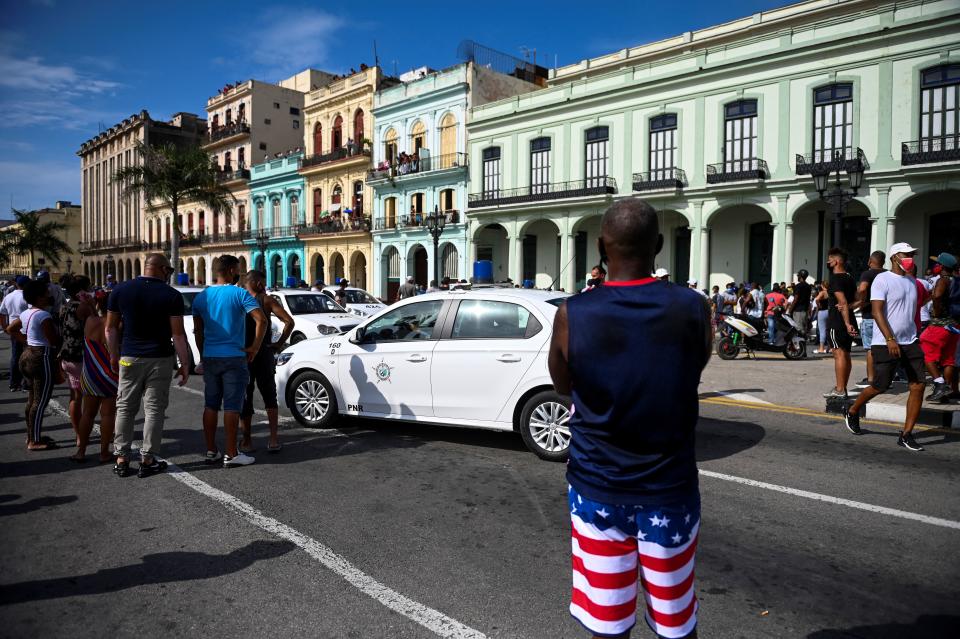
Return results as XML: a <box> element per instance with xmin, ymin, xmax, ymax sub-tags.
<box><xmin>276</xmin><ymin>287</ymin><xmax>572</xmax><ymax>460</ymax></box>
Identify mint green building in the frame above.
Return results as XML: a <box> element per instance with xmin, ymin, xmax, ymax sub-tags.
<box><xmin>466</xmin><ymin>0</ymin><xmax>960</xmax><ymax>291</ymax></box>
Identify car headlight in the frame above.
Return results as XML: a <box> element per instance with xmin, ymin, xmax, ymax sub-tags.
<box><xmin>317</xmin><ymin>324</ymin><xmax>338</xmax><ymax>335</ymax></box>
<box><xmin>276</xmin><ymin>352</ymin><xmax>293</xmax><ymax>366</ymax></box>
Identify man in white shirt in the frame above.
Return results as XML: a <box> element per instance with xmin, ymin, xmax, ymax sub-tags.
<box><xmin>0</xmin><ymin>275</ymin><xmax>30</xmax><ymax>391</ymax></box>
<box><xmin>844</xmin><ymin>243</ymin><xmax>926</xmax><ymax>451</ymax></box>
<box><xmin>748</xmin><ymin>282</ymin><xmax>765</xmax><ymax>319</ymax></box>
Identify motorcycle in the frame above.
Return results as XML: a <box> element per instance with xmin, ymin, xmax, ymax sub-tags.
<box><xmin>717</xmin><ymin>313</ymin><xmax>806</xmax><ymax>360</ymax></box>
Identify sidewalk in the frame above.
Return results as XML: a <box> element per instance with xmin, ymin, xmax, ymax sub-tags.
<box><xmin>700</xmin><ymin>349</ymin><xmax>960</xmax><ymax>429</ymax></box>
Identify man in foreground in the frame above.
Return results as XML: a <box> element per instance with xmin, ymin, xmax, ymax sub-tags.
<box><xmin>193</xmin><ymin>255</ymin><xmax>268</xmax><ymax>467</ymax></box>
<box><xmin>549</xmin><ymin>198</ymin><xmax>712</xmax><ymax>639</ymax></box>
<box><xmin>844</xmin><ymin>244</ymin><xmax>926</xmax><ymax>451</ymax></box>
<box><xmin>106</xmin><ymin>254</ymin><xmax>190</xmax><ymax>477</ymax></box>
<box><xmin>824</xmin><ymin>247</ymin><xmax>859</xmax><ymax>399</ymax></box>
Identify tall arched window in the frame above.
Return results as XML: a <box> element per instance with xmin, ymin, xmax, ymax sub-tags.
<box><xmin>385</xmin><ymin>196</ymin><xmax>397</xmax><ymax>228</ymax></box>
<box><xmin>313</xmin><ymin>188</ymin><xmax>322</xmax><ymax>224</ymax></box>
<box><xmin>256</xmin><ymin>200</ymin><xmax>264</xmax><ymax>231</ymax></box>
<box><xmin>584</xmin><ymin>126</ymin><xmax>609</xmax><ymax>188</ymax></box>
<box><xmin>410</xmin><ymin>120</ymin><xmax>426</xmax><ymax>153</ymax></box>
<box><xmin>439</xmin><ymin>113</ymin><xmax>457</xmax><ymax>159</ymax></box>
<box><xmin>332</xmin><ymin>184</ymin><xmax>342</xmax><ymax>213</ymax></box>
<box><xmin>313</xmin><ymin>122</ymin><xmax>323</xmax><ymax>156</ymax></box>
<box><xmin>649</xmin><ymin>114</ymin><xmax>677</xmax><ymax>181</ymax></box>
<box><xmin>225</xmin><ymin>108</ymin><xmax>232</xmax><ymax>125</ymax></box>
<box><xmin>224</xmin><ymin>151</ymin><xmax>232</xmax><ymax>171</ymax></box>
<box><xmin>813</xmin><ymin>84</ymin><xmax>853</xmax><ymax>162</ymax></box>
<box><xmin>290</xmin><ymin>195</ymin><xmax>300</xmax><ymax>225</ymax></box>
<box><xmin>723</xmin><ymin>99</ymin><xmax>758</xmax><ymax>172</ymax></box>
<box><xmin>354</xmin><ymin>109</ymin><xmax>365</xmax><ymax>143</ymax></box>
<box><xmin>271</xmin><ymin>199</ymin><xmax>281</xmax><ymax>229</ymax></box>
<box><xmin>332</xmin><ymin>115</ymin><xmax>343</xmax><ymax>150</ymax></box>
<box><xmin>236</xmin><ymin>204</ymin><xmax>244</xmax><ymax>233</ymax></box>
<box><xmin>384</xmin><ymin>128</ymin><xmax>398</xmax><ymax>164</ymax></box>
<box><xmin>352</xmin><ymin>181</ymin><xmax>364</xmax><ymax>215</ymax></box>
<box><xmin>237</xmin><ymin>102</ymin><xmax>246</xmax><ymax>123</ymax></box>
<box><xmin>919</xmin><ymin>64</ymin><xmax>960</xmax><ymax>154</ymax></box>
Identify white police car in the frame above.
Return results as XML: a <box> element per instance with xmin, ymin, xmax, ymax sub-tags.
<box><xmin>321</xmin><ymin>285</ymin><xmax>386</xmax><ymax>318</ymax></box>
<box><xmin>276</xmin><ymin>287</ymin><xmax>572</xmax><ymax>460</ymax></box>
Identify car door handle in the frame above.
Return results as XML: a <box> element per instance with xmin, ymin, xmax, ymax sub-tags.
<box><xmin>406</xmin><ymin>355</ymin><xmax>427</xmax><ymax>363</ymax></box>
<box><xmin>496</xmin><ymin>354</ymin><xmax>521</xmax><ymax>362</ymax></box>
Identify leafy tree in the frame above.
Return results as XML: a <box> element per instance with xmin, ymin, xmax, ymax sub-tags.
<box><xmin>113</xmin><ymin>141</ymin><xmax>235</xmax><ymax>284</ymax></box>
<box><xmin>2</xmin><ymin>208</ymin><xmax>72</xmax><ymax>274</ymax></box>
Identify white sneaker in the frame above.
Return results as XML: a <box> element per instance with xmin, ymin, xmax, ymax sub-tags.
<box><xmin>223</xmin><ymin>452</ymin><xmax>255</xmax><ymax>467</ymax></box>
<box><xmin>204</xmin><ymin>450</ymin><xmax>223</xmax><ymax>464</ymax></box>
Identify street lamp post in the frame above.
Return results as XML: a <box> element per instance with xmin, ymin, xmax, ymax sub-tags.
<box><xmin>425</xmin><ymin>205</ymin><xmax>446</xmax><ymax>288</ymax></box>
<box><xmin>809</xmin><ymin>150</ymin><xmax>865</xmax><ymax>247</ymax></box>
<box><xmin>66</xmin><ymin>258</ymin><xmax>73</xmax><ymax>274</ymax></box>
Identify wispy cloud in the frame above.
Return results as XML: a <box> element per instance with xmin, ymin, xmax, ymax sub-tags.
<box><xmin>0</xmin><ymin>53</ymin><xmax>120</xmax><ymax>95</ymax></box>
<box><xmin>247</xmin><ymin>8</ymin><xmax>345</xmax><ymax>78</ymax></box>
<box><xmin>0</xmin><ymin>98</ymin><xmax>121</xmax><ymax>130</ymax></box>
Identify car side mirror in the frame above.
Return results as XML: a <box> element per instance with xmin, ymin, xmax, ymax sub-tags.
<box><xmin>349</xmin><ymin>326</ymin><xmax>366</xmax><ymax>344</ymax></box>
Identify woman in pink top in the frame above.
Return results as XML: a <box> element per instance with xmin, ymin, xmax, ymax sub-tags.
<box><xmin>765</xmin><ymin>284</ymin><xmax>787</xmax><ymax>345</ymax></box>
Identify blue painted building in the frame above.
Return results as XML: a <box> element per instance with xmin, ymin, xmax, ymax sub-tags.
<box><xmin>368</xmin><ymin>62</ymin><xmax>538</xmax><ymax>299</ymax></box>
<box><xmin>246</xmin><ymin>151</ymin><xmax>307</xmax><ymax>287</ymax></box>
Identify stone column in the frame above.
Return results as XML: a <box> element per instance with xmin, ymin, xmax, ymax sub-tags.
<box><xmin>507</xmin><ymin>220</ymin><xmax>520</xmax><ymax>284</ymax></box>
<box><xmin>874</xmin><ymin>187</ymin><xmax>892</xmax><ymax>251</ymax></box>
<box><xmin>784</xmin><ymin>223</ymin><xmax>794</xmax><ymax>282</ymax></box>
<box><xmin>771</xmin><ymin>221</ymin><xmax>783</xmax><ymax>286</ymax></box>
<box><xmin>698</xmin><ymin>227</ymin><xmax>710</xmax><ymax>289</ymax></box>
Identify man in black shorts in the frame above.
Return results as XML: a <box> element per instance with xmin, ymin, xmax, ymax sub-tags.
<box><xmin>824</xmin><ymin>247</ymin><xmax>860</xmax><ymax>398</ymax></box>
<box><xmin>844</xmin><ymin>243</ymin><xmax>926</xmax><ymax>451</ymax></box>
<box><xmin>239</xmin><ymin>271</ymin><xmax>294</xmax><ymax>453</ymax></box>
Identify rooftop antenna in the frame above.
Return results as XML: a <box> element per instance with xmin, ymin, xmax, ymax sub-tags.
<box><xmin>373</xmin><ymin>40</ymin><xmax>380</xmax><ymax>69</ymax></box>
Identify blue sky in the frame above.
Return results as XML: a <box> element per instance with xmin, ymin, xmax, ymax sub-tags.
<box><xmin>0</xmin><ymin>0</ymin><xmax>783</xmax><ymax>217</ymax></box>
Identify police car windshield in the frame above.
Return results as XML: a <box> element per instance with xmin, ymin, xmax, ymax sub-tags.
<box><xmin>342</xmin><ymin>290</ymin><xmax>379</xmax><ymax>305</ymax></box>
<box><xmin>285</xmin><ymin>294</ymin><xmax>342</xmax><ymax>314</ymax></box>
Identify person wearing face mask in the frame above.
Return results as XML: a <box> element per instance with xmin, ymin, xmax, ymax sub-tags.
<box><xmin>920</xmin><ymin>252</ymin><xmax>959</xmax><ymax>403</ymax></box>
<box><xmin>843</xmin><ymin>244</ymin><xmax>927</xmax><ymax>452</ymax></box>
<box><xmin>823</xmin><ymin>247</ymin><xmax>860</xmax><ymax>399</ymax></box>
<box><xmin>192</xmin><ymin>254</ymin><xmax>268</xmax><ymax>468</ymax></box>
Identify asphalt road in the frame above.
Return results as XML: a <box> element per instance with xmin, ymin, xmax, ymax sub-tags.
<box><xmin>1</xmin><ymin>344</ymin><xmax>958</xmax><ymax>638</ymax></box>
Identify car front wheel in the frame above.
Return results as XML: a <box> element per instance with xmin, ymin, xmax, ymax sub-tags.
<box><xmin>520</xmin><ymin>391</ymin><xmax>571</xmax><ymax>462</ymax></box>
<box><xmin>290</xmin><ymin>332</ymin><xmax>306</xmax><ymax>345</ymax></box>
<box><xmin>288</xmin><ymin>371</ymin><xmax>338</xmax><ymax>428</ymax></box>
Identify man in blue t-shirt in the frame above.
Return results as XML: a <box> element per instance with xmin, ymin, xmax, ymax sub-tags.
<box><xmin>193</xmin><ymin>254</ymin><xmax>268</xmax><ymax>468</ymax></box>
<box><xmin>549</xmin><ymin>198</ymin><xmax>712</xmax><ymax>639</ymax></box>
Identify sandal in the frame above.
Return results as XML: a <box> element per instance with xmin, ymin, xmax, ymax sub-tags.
<box><xmin>267</xmin><ymin>443</ymin><xmax>282</xmax><ymax>454</ymax></box>
<box><xmin>137</xmin><ymin>459</ymin><xmax>168</xmax><ymax>479</ymax></box>
<box><xmin>114</xmin><ymin>459</ymin><xmax>131</xmax><ymax>477</ymax></box>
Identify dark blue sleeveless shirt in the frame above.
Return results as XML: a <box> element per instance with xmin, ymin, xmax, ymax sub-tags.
<box><xmin>565</xmin><ymin>278</ymin><xmax>708</xmax><ymax>505</ymax></box>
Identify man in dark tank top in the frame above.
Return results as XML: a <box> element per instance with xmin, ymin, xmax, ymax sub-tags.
<box><xmin>549</xmin><ymin>198</ymin><xmax>712</xmax><ymax>639</ymax></box>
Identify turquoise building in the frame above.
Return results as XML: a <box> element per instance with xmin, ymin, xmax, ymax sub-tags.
<box><xmin>466</xmin><ymin>0</ymin><xmax>960</xmax><ymax>292</ymax></box>
<box><xmin>247</xmin><ymin>152</ymin><xmax>307</xmax><ymax>287</ymax></box>
<box><xmin>369</xmin><ymin>61</ymin><xmax>539</xmax><ymax>299</ymax></box>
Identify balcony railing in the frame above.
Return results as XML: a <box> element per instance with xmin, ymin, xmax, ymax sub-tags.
<box><xmin>298</xmin><ymin>216</ymin><xmax>371</xmax><ymax>236</ymax></box>
<box><xmin>367</xmin><ymin>152</ymin><xmax>469</xmax><ymax>181</ymax></box>
<box><xmin>795</xmin><ymin>148</ymin><xmax>867</xmax><ymax>176</ymax></box>
<box><xmin>215</xmin><ymin>167</ymin><xmax>251</xmax><ymax>183</ymax></box>
<box><xmin>247</xmin><ymin>226</ymin><xmax>300</xmax><ymax>241</ymax></box>
<box><xmin>373</xmin><ymin>217</ymin><xmax>398</xmax><ymax>231</ymax></box>
<box><xmin>706</xmin><ymin>159</ymin><xmax>768</xmax><ymax>184</ymax></box>
<box><xmin>902</xmin><ymin>136</ymin><xmax>960</xmax><ymax>166</ymax></box>
<box><xmin>468</xmin><ymin>177</ymin><xmax>617</xmax><ymax>208</ymax></box>
<box><xmin>79</xmin><ymin>237</ymin><xmax>142</xmax><ymax>252</ymax></box>
<box><xmin>632</xmin><ymin>168</ymin><xmax>686</xmax><ymax>191</ymax></box>
<box><xmin>203</xmin><ymin>230</ymin><xmax>250</xmax><ymax>245</ymax></box>
<box><xmin>208</xmin><ymin>121</ymin><xmax>250</xmax><ymax>143</ymax></box>
<box><xmin>300</xmin><ymin>146</ymin><xmax>371</xmax><ymax>170</ymax></box>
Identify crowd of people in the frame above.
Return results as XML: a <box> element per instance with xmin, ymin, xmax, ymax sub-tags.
<box><xmin>0</xmin><ymin>254</ymin><xmax>295</xmax><ymax>475</ymax></box>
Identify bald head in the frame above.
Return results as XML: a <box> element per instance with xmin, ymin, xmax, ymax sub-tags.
<box><xmin>144</xmin><ymin>253</ymin><xmax>170</xmax><ymax>279</ymax></box>
<box><xmin>599</xmin><ymin>199</ymin><xmax>662</xmax><ymax>276</ymax></box>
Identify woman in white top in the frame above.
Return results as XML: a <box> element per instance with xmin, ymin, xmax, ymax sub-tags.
<box><xmin>5</xmin><ymin>280</ymin><xmax>61</xmax><ymax>450</ymax></box>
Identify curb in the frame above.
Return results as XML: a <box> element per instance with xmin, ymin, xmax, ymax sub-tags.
<box><xmin>824</xmin><ymin>394</ymin><xmax>958</xmax><ymax>428</ymax></box>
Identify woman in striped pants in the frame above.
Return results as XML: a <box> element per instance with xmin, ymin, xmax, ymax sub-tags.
<box><xmin>6</xmin><ymin>280</ymin><xmax>61</xmax><ymax>450</ymax></box>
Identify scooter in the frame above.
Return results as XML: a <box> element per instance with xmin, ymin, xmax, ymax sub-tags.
<box><xmin>717</xmin><ymin>313</ymin><xmax>806</xmax><ymax>360</ymax></box>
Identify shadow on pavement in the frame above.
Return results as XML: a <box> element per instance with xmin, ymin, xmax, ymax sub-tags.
<box><xmin>0</xmin><ymin>495</ymin><xmax>78</xmax><ymax>516</ymax></box>
<box><xmin>0</xmin><ymin>539</ymin><xmax>295</xmax><ymax>605</ymax></box>
<box><xmin>807</xmin><ymin>614</ymin><xmax>959</xmax><ymax>638</ymax></box>
<box><xmin>696</xmin><ymin>417</ymin><xmax>766</xmax><ymax>463</ymax></box>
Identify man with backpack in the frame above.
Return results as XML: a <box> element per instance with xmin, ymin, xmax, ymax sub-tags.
<box><xmin>920</xmin><ymin>252</ymin><xmax>959</xmax><ymax>403</ymax></box>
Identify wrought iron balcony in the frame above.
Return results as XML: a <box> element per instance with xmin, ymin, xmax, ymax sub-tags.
<box><xmin>795</xmin><ymin>148</ymin><xmax>868</xmax><ymax>176</ymax></box>
<box><xmin>144</xmin><ymin>241</ymin><xmax>171</xmax><ymax>252</ymax></box>
<box><xmin>706</xmin><ymin>159</ymin><xmax>768</xmax><ymax>184</ymax></box>
<box><xmin>902</xmin><ymin>136</ymin><xmax>960</xmax><ymax>166</ymax></box>
<box><xmin>208</xmin><ymin>121</ymin><xmax>250</xmax><ymax>143</ymax></box>
<box><xmin>632</xmin><ymin>168</ymin><xmax>686</xmax><ymax>191</ymax></box>
<box><xmin>367</xmin><ymin>152</ymin><xmax>469</xmax><ymax>181</ymax></box>
<box><xmin>297</xmin><ymin>215</ymin><xmax>371</xmax><ymax>236</ymax></box>
<box><xmin>215</xmin><ymin>167</ymin><xmax>251</xmax><ymax>183</ymax></box>
<box><xmin>203</xmin><ymin>230</ymin><xmax>250</xmax><ymax>245</ymax></box>
<box><xmin>300</xmin><ymin>146</ymin><xmax>370</xmax><ymax>170</ymax></box>
<box><xmin>79</xmin><ymin>237</ymin><xmax>143</xmax><ymax>252</ymax></box>
<box><xmin>373</xmin><ymin>217</ymin><xmax>398</xmax><ymax>231</ymax></box>
<box><xmin>247</xmin><ymin>225</ymin><xmax>301</xmax><ymax>240</ymax></box>
<box><xmin>468</xmin><ymin>177</ymin><xmax>617</xmax><ymax>208</ymax></box>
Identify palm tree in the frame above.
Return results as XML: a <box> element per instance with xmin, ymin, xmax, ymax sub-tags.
<box><xmin>2</xmin><ymin>208</ymin><xmax>73</xmax><ymax>274</ymax></box>
<box><xmin>113</xmin><ymin>141</ymin><xmax>235</xmax><ymax>284</ymax></box>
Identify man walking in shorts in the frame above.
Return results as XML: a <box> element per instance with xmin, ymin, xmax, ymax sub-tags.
<box><xmin>920</xmin><ymin>252</ymin><xmax>959</xmax><ymax>403</ymax></box>
<box><xmin>844</xmin><ymin>244</ymin><xmax>927</xmax><ymax>451</ymax></box>
<box><xmin>824</xmin><ymin>247</ymin><xmax>860</xmax><ymax>398</ymax></box>
<box><xmin>106</xmin><ymin>254</ymin><xmax>190</xmax><ymax>477</ymax></box>
<box><xmin>193</xmin><ymin>255</ymin><xmax>268</xmax><ymax>467</ymax></box>
<box><xmin>854</xmin><ymin>251</ymin><xmax>886</xmax><ymax>388</ymax></box>
<box><xmin>549</xmin><ymin>198</ymin><xmax>712</xmax><ymax>638</ymax></box>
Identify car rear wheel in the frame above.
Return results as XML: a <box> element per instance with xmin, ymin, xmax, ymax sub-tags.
<box><xmin>520</xmin><ymin>391</ymin><xmax>571</xmax><ymax>462</ymax></box>
<box><xmin>288</xmin><ymin>371</ymin><xmax>338</xmax><ymax>428</ymax></box>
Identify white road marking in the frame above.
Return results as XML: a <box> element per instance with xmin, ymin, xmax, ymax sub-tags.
<box><xmin>165</xmin><ymin>461</ymin><xmax>487</xmax><ymax>639</ymax></box>
<box><xmin>700</xmin><ymin>469</ymin><xmax>960</xmax><ymax>531</ymax></box>
<box><xmin>48</xmin><ymin>399</ymin><xmax>100</xmax><ymax>437</ymax></box>
<box><xmin>174</xmin><ymin>384</ymin><xmax>295</xmax><ymax>423</ymax></box>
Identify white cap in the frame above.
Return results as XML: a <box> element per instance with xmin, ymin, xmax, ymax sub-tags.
<box><xmin>406</xmin><ymin>275</ymin><xmax>415</xmax><ymax>282</ymax></box>
<box><xmin>687</xmin><ymin>279</ymin><xmax>698</xmax><ymax>286</ymax></box>
<box><xmin>654</xmin><ymin>268</ymin><xmax>669</xmax><ymax>278</ymax></box>
<box><xmin>888</xmin><ymin>242</ymin><xmax>917</xmax><ymax>256</ymax></box>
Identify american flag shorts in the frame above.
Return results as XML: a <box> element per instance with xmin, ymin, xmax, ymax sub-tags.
<box><xmin>569</xmin><ymin>485</ymin><xmax>700</xmax><ymax>638</ymax></box>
